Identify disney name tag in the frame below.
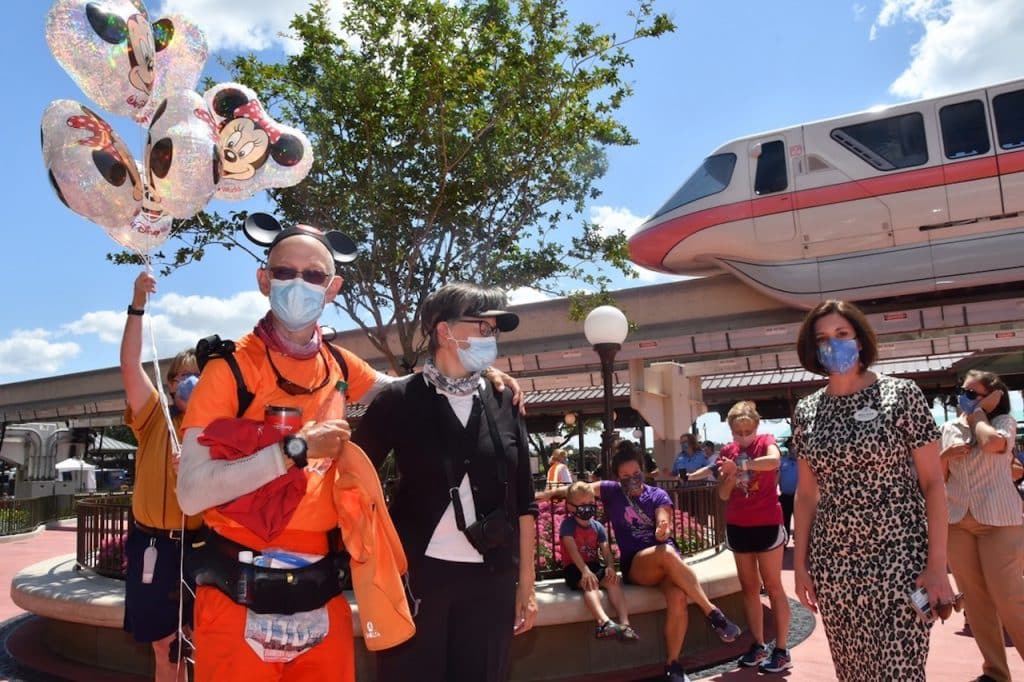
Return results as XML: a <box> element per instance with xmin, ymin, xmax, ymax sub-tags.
<box><xmin>853</xmin><ymin>406</ymin><xmax>879</xmax><ymax>422</ymax></box>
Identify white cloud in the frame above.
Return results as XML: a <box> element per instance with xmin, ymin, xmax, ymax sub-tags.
<box><xmin>154</xmin><ymin>0</ymin><xmax>351</xmax><ymax>55</ymax></box>
<box><xmin>871</xmin><ymin>0</ymin><xmax>1024</xmax><ymax>98</ymax></box>
<box><xmin>507</xmin><ymin>287</ymin><xmax>553</xmax><ymax>306</ymax></box>
<box><xmin>588</xmin><ymin>205</ymin><xmax>671</xmax><ymax>283</ymax></box>
<box><xmin>0</xmin><ymin>330</ymin><xmax>80</xmax><ymax>377</ymax></box>
<box><xmin>63</xmin><ymin>291</ymin><xmax>268</xmax><ymax>359</ymax></box>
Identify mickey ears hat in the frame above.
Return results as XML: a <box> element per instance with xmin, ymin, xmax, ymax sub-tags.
<box><xmin>243</xmin><ymin>213</ymin><xmax>357</xmax><ymax>264</ymax></box>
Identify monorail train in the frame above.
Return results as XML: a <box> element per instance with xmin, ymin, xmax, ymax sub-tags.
<box><xmin>629</xmin><ymin>78</ymin><xmax>1024</xmax><ymax>308</ymax></box>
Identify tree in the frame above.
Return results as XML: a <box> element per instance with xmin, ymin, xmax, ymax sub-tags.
<box><xmin>147</xmin><ymin>0</ymin><xmax>674</xmax><ymax>373</ymax></box>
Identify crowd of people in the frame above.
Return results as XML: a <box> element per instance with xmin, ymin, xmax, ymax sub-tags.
<box><xmin>113</xmin><ymin>216</ymin><xmax>1022</xmax><ymax>682</ymax></box>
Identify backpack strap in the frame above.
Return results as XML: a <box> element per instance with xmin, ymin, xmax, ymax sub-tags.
<box><xmin>195</xmin><ymin>335</ymin><xmax>255</xmax><ymax>418</ymax></box>
<box><xmin>323</xmin><ymin>342</ymin><xmax>351</xmax><ymax>397</ymax></box>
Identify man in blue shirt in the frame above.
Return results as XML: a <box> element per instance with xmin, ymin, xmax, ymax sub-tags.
<box><xmin>670</xmin><ymin>433</ymin><xmax>707</xmax><ymax>479</ymax></box>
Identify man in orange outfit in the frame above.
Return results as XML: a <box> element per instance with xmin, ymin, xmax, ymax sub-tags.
<box><xmin>177</xmin><ymin>216</ymin><xmax>520</xmax><ymax>681</ymax></box>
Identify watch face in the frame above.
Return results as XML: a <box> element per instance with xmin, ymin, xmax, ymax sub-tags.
<box><xmin>285</xmin><ymin>436</ymin><xmax>306</xmax><ymax>457</ymax></box>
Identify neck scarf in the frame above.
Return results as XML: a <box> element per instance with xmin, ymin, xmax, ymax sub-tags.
<box><xmin>422</xmin><ymin>357</ymin><xmax>481</xmax><ymax>396</ymax></box>
<box><xmin>254</xmin><ymin>312</ymin><xmax>321</xmax><ymax>360</ymax></box>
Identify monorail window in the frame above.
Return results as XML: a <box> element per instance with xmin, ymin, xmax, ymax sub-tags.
<box><xmin>830</xmin><ymin>112</ymin><xmax>928</xmax><ymax>171</ymax></box>
<box><xmin>754</xmin><ymin>140</ymin><xmax>787</xmax><ymax>195</ymax></box>
<box><xmin>993</xmin><ymin>89</ymin><xmax>1024</xmax><ymax>149</ymax></box>
<box><xmin>652</xmin><ymin>153</ymin><xmax>737</xmax><ymax>217</ymax></box>
<box><xmin>940</xmin><ymin>100</ymin><xmax>990</xmax><ymax>159</ymax></box>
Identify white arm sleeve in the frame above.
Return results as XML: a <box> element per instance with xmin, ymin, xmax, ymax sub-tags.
<box><xmin>360</xmin><ymin>369</ymin><xmax>400</xmax><ymax>405</ymax></box>
<box><xmin>176</xmin><ymin>427</ymin><xmax>290</xmax><ymax>516</ymax></box>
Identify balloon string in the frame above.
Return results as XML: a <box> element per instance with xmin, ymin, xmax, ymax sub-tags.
<box><xmin>142</xmin><ymin>258</ymin><xmax>182</xmax><ymax>457</ymax></box>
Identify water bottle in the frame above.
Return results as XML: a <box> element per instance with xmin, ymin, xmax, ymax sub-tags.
<box><xmin>141</xmin><ymin>539</ymin><xmax>157</xmax><ymax>584</ymax></box>
<box><xmin>736</xmin><ymin>452</ymin><xmax>751</xmax><ymax>493</ymax></box>
<box><xmin>237</xmin><ymin>550</ymin><xmax>254</xmax><ymax>605</ymax></box>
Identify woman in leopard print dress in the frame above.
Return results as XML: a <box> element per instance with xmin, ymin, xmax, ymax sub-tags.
<box><xmin>790</xmin><ymin>300</ymin><xmax>954</xmax><ymax>682</ymax></box>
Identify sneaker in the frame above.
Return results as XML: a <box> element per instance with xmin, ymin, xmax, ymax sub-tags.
<box><xmin>706</xmin><ymin>607</ymin><xmax>741</xmax><ymax>642</ymax></box>
<box><xmin>664</xmin><ymin>661</ymin><xmax>691</xmax><ymax>682</ymax></box>
<box><xmin>760</xmin><ymin>647</ymin><xmax>793</xmax><ymax>673</ymax></box>
<box><xmin>739</xmin><ymin>642</ymin><xmax>770</xmax><ymax>667</ymax></box>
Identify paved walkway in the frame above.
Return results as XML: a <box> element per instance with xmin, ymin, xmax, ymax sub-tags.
<box><xmin>1</xmin><ymin>529</ymin><xmax>1020</xmax><ymax>681</ymax></box>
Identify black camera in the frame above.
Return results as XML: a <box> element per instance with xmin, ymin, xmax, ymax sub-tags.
<box><xmin>463</xmin><ymin>509</ymin><xmax>514</xmax><ymax>555</ymax></box>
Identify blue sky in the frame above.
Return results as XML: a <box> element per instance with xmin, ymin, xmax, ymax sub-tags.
<box><xmin>3</xmin><ymin>0</ymin><xmax>1023</xmax><ymax>398</ymax></box>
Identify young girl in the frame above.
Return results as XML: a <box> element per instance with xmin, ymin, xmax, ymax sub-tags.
<box><xmin>717</xmin><ymin>401</ymin><xmax>791</xmax><ymax>673</ymax></box>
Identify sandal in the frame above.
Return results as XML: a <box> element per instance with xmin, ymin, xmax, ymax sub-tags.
<box><xmin>595</xmin><ymin>620</ymin><xmax>620</xmax><ymax>639</ymax></box>
<box><xmin>617</xmin><ymin>624</ymin><xmax>640</xmax><ymax>641</ymax></box>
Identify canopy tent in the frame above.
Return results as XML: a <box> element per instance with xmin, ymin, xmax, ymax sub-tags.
<box><xmin>55</xmin><ymin>457</ymin><xmax>96</xmax><ymax>492</ymax></box>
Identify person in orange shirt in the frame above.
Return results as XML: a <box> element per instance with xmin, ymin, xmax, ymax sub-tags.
<box><xmin>176</xmin><ymin>215</ymin><xmax>521</xmax><ymax>682</ymax></box>
<box><xmin>121</xmin><ymin>272</ymin><xmax>203</xmax><ymax>682</ymax></box>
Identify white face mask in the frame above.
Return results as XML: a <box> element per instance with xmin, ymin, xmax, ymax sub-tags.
<box><xmin>269</xmin><ymin>278</ymin><xmax>329</xmax><ymax>331</ymax></box>
<box><xmin>452</xmin><ymin>335</ymin><xmax>497</xmax><ymax>372</ymax></box>
<box><xmin>734</xmin><ymin>434</ymin><xmax>756</xmax><ymax>449</ymax></box>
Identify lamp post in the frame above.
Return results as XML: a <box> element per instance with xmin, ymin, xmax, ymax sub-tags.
<box><xmin>584</xmin><ymin>305</ymin><xmax>628</xmax><ymax>479</ymax></box>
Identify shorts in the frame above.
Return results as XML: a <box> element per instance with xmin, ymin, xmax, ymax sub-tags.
<box><xmin>123</xmin><ymin>527</ymin><xmax>194</xmax><ymax>643</ymax></box>
<box><xmin>564</xmin><ymin>562</ymin><xmax>608</xmax><ymax>590</ymax></box>
<box><xmin>726</xmin><ymin>524</ymin><xmax>786</xmax><ymax>554</ymax></box>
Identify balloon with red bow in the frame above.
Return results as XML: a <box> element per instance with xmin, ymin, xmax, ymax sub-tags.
<box><xmin>203</xmin><ymin>82</ymin><xmax>314</xmax><ymax>201</ymax></box>
<box><xmin>46</xmin><ymin>0</ymin><xmax>160</xmax><ymax>120</ymax></box>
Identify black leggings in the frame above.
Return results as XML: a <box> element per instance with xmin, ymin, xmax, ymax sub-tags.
<box><xmin>376</xmin><ymin>557</ymin><xmax>516</xmax><ymax>682</ymax></box>
<box><xmin>779</xmin><ymin>493</ymin><xmax>795</xmax><ymax>535</ymax></box>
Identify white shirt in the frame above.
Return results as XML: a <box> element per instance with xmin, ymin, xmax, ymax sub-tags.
<box><xmin>424</xmin><ymin>377</ymin><xmax>485</xmax><ymax>563</ymax></box>
<box><xmin>943</xmin><ymin>413</ymin><xmax>1022</xmax><ymax>526</ymax></box>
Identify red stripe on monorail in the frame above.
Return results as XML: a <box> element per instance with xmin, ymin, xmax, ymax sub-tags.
<box><xmin>629</xmin><ymin>151</ymin><xmax>1023</xmax><ymax>271</ymax></box>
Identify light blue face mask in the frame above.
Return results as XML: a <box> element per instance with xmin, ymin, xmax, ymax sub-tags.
<box><xmin>270</xmin><ymin>278</ymin><xmax>329</xmax><ymax>331</ymax></box>
<box><xmin>816</xmin><ymin>337</ymin><xmax>860</xmax><ymax>374</ymax></box>
<box><xmin>454</xmin><ymin>336</ymin><xmax>497</xmax><ymax>372</ymax></box>
<box><xmin>957</xmin><ymin>392</ymin><xmax>981</xmax><ymax>415</ymax></box>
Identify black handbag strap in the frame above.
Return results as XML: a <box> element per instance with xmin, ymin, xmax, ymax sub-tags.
<box><xmin>436</xmin><ymin>384</ymin><xmax>510</xmax><ymax>531</ymax></box>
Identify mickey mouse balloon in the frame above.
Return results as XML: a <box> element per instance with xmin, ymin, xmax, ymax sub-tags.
<box><xmin>203</xmin><ymin>83</ymin><xmax>314</xmax><ymax>201</ymax></box>
<box><xmin>145</xmin><ymin>90</ymin><xmax>220</xmax><ymax>218</ymax></box>
<box><xmin>136</xmin><ymin>14</ymin><xmax>208</xmax><ymax>125</ymax></box>
<box><xmin>42</xmin><ymin>99</ymin><xmax>145</xmax><ymax>229</ymax></box>
<box><xmin>46</xmin><ymin>0</ymin><xmax>159</xmax><ymax>119</ymax></box>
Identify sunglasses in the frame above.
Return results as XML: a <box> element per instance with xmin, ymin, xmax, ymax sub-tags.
<box><xmin>957</xmin><ymin>387</ymin><xmax>988</xmax><ymax>401</ymax></box>
<box><xmin>265</xmin><ymin>347</ymin><xmax>331</xmax><ymax>395</ymax></box>
<box><xmin>268</xmin><ymin>266</ymin><xmax>332</xmax><ymax>287</ymax></box>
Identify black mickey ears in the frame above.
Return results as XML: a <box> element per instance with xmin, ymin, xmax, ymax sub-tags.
<box><xmin>243</xmin><ymin>212</ymin><xmax>358</xmax><ymax>264</ymax></box>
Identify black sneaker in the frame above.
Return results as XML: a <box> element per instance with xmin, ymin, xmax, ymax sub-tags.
<box><xmin>707</xmin><ymin>607</ymin><xmax>741</xmax><ymax>642</ymax></box>
<box><xmin>760</xmin><ymin>647</ymin><xmax>792</xmax><ymax>673</ymax></box>
<box><xmin>739</xmin><ymin>642</ymin><xmax>770</xmax><ymax>667</ymax></box>
<box><xmin>665</xmin><ymin>661</ymin><xmax>691</xmax><ymax>682</ymax></box>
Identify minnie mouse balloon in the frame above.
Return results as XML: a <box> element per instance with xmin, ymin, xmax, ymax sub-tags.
<box><xmin>145</xmin><ymin>90</ymin><xmax>220</xmax><ymax>218</ymax></box>
<box><xmin>46</xmin><ymin>0</ymin><xmax>157</xmax><ymax>119</ymax></box>
<box><xmin>136</xmin><ymin>15</ymin><xmax>208</xmax><ymax>125</ymax></box>
<box><xmin>42</xmin><ymin>99</ymin><xmax>144</xmax><ymax>228</ymax></box>
<box><xmin>203</xmin><ymin>83</ymin><xmax>314</xmax><ymax>201</ymax></box>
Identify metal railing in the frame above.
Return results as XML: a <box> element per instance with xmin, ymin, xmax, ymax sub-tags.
<box><xmin>76</xmin><ymin>494</ymin><xmax>133</xmax><ymax>579</ymax></box>
<box><xmin>534</xmin><ymin>480</ymin><xmax>725</xmax><ymax>580</ymax></box>
<box><xmin>0</xmin><ymin>494</ymin><xmax>76</xmax><ymax>536</ymax></box>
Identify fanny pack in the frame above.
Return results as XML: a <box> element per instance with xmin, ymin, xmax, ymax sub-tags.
<box><xmin>188</xmin><ymin>528</ymin><xmax>350</xmax><ymax>615</ymax></box>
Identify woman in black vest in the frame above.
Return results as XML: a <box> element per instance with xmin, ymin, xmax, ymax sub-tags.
<box><xmin>353</xmin><ymin>282</ymin><xmax>538</xmax><ymax>682</ymax></box>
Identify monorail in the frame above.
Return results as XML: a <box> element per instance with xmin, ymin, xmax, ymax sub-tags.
<box><xmin>629</xmin><ymin>78</ymin><xmax>1024</xmax><ymax>307</ymax></box>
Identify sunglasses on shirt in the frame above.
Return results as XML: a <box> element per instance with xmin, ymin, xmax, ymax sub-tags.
<box><xmin>268</xmin><ymin>266</ymin><xmax>333</xmax><ymax>287</ymax></box>
<box><xmin>265</xmin><ymin>347</ymin><xmax>332</xmax><ymax>395</ymax></box>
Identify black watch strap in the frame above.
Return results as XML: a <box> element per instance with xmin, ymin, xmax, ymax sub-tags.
<box><xmin>127</xmin><ymin>305</ymin><xmax>145</xmax><ymax>316</ymax></box>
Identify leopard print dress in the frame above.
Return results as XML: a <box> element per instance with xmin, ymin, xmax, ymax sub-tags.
<box><xmin>792</xmin><ymin>374</ymin><xmax>940</xmax><ymax>682</ymax></box>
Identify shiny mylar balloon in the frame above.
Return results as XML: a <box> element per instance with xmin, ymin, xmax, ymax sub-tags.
<box><xmin>42</xmin><ymin>99</ymin><xmax>144</xmax><ymax>229</ymax></box>
<box><xmin>136</xmin><ymin>15</ymin><xmax>208</xmax><ymax>125</ymax></box>
<box><xmin>203</xmin><ymin>82</ymin><xmax>314</xmax><ymax>201</ymax></box>
<box><xmin>145</xmin><ymin>90</ymin><xmax>220</xmax><ymax>218</ymax></box>
<box><xmin>105</xmin><ymin>194</ymin><xmax>174</xmax><ymax>254</ymax></box>
<box><xmin>46</xmin><ymin>0</ymin><xmax>156</xmax><ymax>119</ymax></box>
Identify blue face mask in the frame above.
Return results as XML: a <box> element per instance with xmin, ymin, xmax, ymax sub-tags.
<box><xmin>453</xmin><ymin>336</ymin><xmax>497</xmax><ymax>372</ymax></box>
<box><xmin>957</xmin><ymin>392</ymin><xmax>981</xmax><ymax>415</ymax></box>
<box><xmin>816</xmin><ymin>337</ymin><xmax>860</xmax><ymax>374</ymax></box>
<box><xmin>270</xmin><ymin>278</ymin><xmax>329</xmax><ymax>332</ymax></box>
<box><xmin>175</xmin><ymin>374</ymin><xmax>199</xmax><ymax>404</ymax></box>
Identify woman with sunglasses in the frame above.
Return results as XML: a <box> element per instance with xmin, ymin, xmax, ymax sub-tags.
<box><xmin>941</xmin><ymin>370</ymin><xmax>1024</xmax><ymax>682</ymax></box>
<box><xmin>540</xmin><ymin>440</ymin><xmax>741</xmax><ymax>682</ymax></box>
<box><xmin>791</xmin><ymin>299</ymin><xmax>953</xmax><ymax>682</ymax></box>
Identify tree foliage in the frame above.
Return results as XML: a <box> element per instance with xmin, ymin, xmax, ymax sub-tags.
<box><xmin>134</xmin><ymin>0</ymin><xmax>674</xmax><ymax>373</ymax></box>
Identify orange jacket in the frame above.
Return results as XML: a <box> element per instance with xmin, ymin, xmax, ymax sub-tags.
<box><xmin>334</xmin><ymin>440</ymin><xmax>415</xmax><ymax>651</ymax></box>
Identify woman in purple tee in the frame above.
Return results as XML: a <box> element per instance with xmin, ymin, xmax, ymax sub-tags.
<box><xmin>541</xmin><ymin>441</ymin><xmax>740</xmax><ymax>682</ymax></box>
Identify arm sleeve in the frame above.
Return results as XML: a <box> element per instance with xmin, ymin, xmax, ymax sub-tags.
<box><xmin>898</xmin><ymin>379</ymin><xmax>941</xmax><ymax>450</ymax></box>
<box><xmin>359</xmin><ymin>370</ymin><xmax>400</xmax><ymax>406</ymax></box>
<box><xmin>337</xmin><ymin>347</ymin><xmax>381</xmax><ymax>404</ymax></box>
<box><xmin>558</xmin><ymin>518</ymin><xmax>574</xmax><ymax>538</ymax></box>
<box><xmin>176</xmin><ymin>428</ymin><xmax>289</xmax><ymax>516</ymax></box>
<box><xmin>351</xmin><ymin>384</ymin><xmax>400</xmax><ymax>469</ymax></box>
<box><xmin>515</xmin><ymin>413</ymin><xmax>538</xmax><ymax>518</ymax></box>
<box><xmin>651</xmin><ymin>486</ymin><xmax>673</xmax><ymax>509</ymax></box>
<box><xmin>596</xmin><ymin>521</ymin><xmax>608</xmax><ymax>544</ymax></box>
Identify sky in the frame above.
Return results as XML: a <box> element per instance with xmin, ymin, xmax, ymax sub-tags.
<box><xmin>3</xmin><ymin>0</ymin><xmax>1024</xmax><ymax>440</ymax></box>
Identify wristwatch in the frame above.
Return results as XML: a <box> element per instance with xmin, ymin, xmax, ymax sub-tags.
<box><xmin>282</xmin><ymin>435</ymin><xmax>308</xmax><ymax>469</ymax></box>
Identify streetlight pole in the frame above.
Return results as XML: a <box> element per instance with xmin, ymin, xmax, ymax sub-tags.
<box><xmin>584</xmin><ymin>306</ymin><xmax>628</xmax><ymax>480</ymax></box>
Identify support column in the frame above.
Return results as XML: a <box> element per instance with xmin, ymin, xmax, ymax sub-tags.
<box><xmin>628</xmin><ymin>360</ymin><xmax>706</xmax><ymax>477</ymax></box>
